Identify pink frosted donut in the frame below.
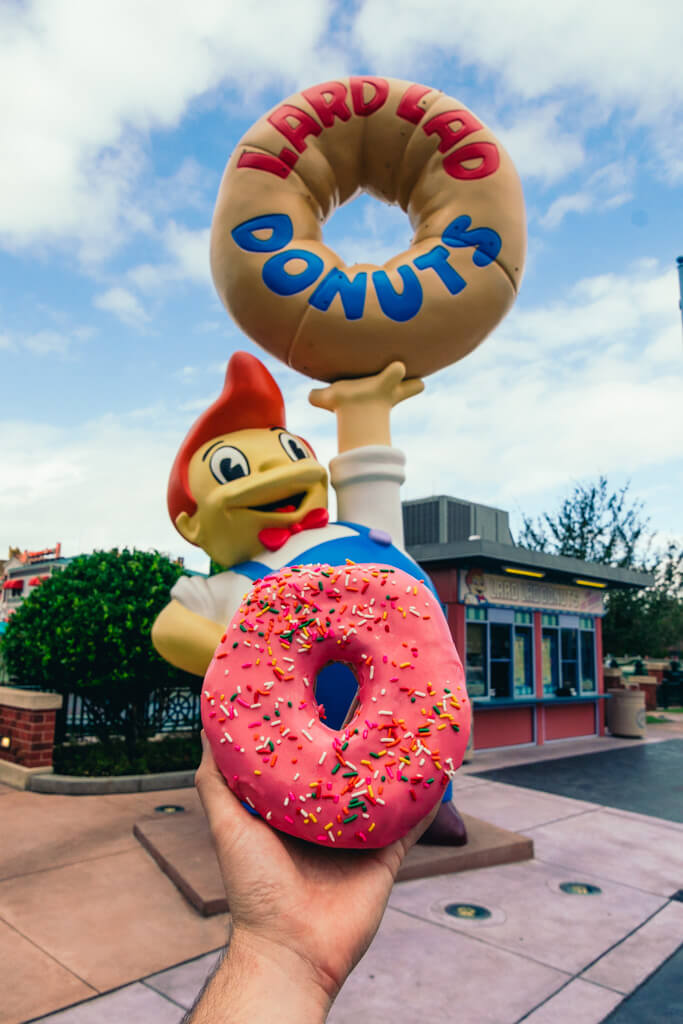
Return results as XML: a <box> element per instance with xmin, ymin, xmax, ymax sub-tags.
<box><xmin>201</xmin><ymin>562</ymin><xmax>470</xmax><ymax>848</ymax></box>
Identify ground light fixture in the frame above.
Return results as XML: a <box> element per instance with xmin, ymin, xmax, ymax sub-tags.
<box><xmin>444</xmin><ymin>903</ymin><xmax>492</xmax><ymax>920</ymax></box>
<box><xmin>155</xmin><ymin>805</ymin><xmax>186</xmax><ymax>814</ymax></box>
<box><xmin>559</xmin><ymin>882</ymin><xmax>602</xmax><ymax>895</ymax></box>
<box><xmin>0</xmin><ymin>736</ymin><xmax>10</xmax><ymax>749</ymax></box>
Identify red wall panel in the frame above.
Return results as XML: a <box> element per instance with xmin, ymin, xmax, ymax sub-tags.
<box><xmin>544</xmin><ymin>702</ymin><xmax>596</xmax><ymax>740</ymax></box>
<box><xmin>473</xmin><ymin>707</ymin><xmax>534</xmax><ymax>749</ymax></box>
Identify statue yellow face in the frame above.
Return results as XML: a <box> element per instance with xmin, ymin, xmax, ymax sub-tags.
<box><xmin>175</xmin><ymin>427</ymin><xmax>328</xmax><ymax>567</ymax></box>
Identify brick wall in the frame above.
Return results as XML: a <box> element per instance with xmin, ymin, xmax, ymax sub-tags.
<box><xmin>0</xmin><ymin>687</ymin><xmax>62</xmax><ymax>770</ymax></box>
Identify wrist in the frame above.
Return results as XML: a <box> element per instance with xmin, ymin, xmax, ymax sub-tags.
<box><xmin>336</xmin><ymin>398</ymin><xmax>392</xmax><ymax>452</ymax></box>
<box><xmin>189</xmin><ymin>926</ymin><xmax>332</xmax><ymax>1023</ymax></box>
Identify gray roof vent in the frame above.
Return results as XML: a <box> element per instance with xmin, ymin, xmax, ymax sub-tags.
<box><xmin>402</xmin><ymin>496</ymin><xmax>514</xmax><ymax>547</ymax></box>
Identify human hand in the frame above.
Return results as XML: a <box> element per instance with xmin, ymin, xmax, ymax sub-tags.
<box><xmin>309</xmin><ymin>361</ymin><xmax>424</xmax><ymax>453</ymax></box>
<box><xmin>193</xmin><ymin>732</ymin><xmax>438</xmax><ymax>1022</ymax></box>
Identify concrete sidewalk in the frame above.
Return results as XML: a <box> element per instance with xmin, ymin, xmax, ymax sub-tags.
<box><xmin>3</xmin><ymin>725</ymin><xmax>681</xmax><ymax>1024</ymax></box>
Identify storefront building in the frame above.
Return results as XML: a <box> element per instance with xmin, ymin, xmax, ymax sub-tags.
<box><xmin>403</xmin><ymin>496</ymin><xmax>652</xmax><ymax>750</ymax></box>
<box><xmin>0</xmin><ymin>545</ymin><xmax>70</xmax><ymax>627</ymax></box>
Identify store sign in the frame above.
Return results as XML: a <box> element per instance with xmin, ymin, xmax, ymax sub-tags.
<box><xmin>459</xmin><ymin>569</ymin><xmax>605</xmax><ymax>616</ymax></box>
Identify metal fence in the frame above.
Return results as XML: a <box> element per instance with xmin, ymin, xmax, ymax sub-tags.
<box><xmin>6</xmin><ymin>681</ymin><xmax>202</xmax><ymax>742</ymax></box>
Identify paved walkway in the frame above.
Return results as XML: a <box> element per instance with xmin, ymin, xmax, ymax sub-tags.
<box><xmin>2</xmin><ymin>723</ymin><xmax>681</xmax><ymax>1024</ymax></box>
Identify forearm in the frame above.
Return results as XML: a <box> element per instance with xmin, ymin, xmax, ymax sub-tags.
<box><xmin>151</xmin><ymin>600</ymin><xmax>224</xmax><ymax>676</ymax></box>
<box><xmin>334</xmin><ymin>398</ymin><xmax>393</xmax><ymax>452</ymax></box>
<box><xmin>187</xmin><ymin>929</ymin><xmax>331</xmax><ymax>1024</ymax></box>
<box><xmin>309</xmin><ymin>361</ymin><xmax>423</xmax><ymax>454</ymax></box>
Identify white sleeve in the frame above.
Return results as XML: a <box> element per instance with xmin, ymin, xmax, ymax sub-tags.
<box><xmin>170</xmin><ymin>571</ymin><xmax>253</xmax><ymax>627</ymax></box>
<box><xmin>329</xmin><ymin>445</ymin><xmax>406</xmax><ymax>547</ymax></box>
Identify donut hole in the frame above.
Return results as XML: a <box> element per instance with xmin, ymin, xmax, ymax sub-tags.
<box><xmin>314</xmin><ymin>661</ymin><xmax>360</xmax><ymax>730</ymax></box>
<box><xmin>324</xmin><ymin>194</ymin><xmax>413</xmax><ymax>268</ymax></box>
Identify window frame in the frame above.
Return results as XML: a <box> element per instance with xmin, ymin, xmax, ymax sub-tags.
<box><xmin>465</xmin><ymin>606</ymin><xmax>536</xmax><ymax>701</ymax></box>
<box><xmin>540</xmin><ymin>613</ymin><xmax>596</xmax><ymax>697</ymax></box>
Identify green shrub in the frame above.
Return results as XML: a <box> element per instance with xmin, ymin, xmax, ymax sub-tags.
<box><xmin>2</xmin><ymin>549</ymin><xmax>199</xmax><ymax>754</ymax></box>
<box><xmin>53</xmin><ymin>734</ymin><xmax>202</xmax><ymax>776</ymax></box>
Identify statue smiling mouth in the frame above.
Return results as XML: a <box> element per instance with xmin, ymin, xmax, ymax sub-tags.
<box><xmin>248</xmin><ymin>492</ymin><xmax>307</xmax><ymax>514</ymax></box>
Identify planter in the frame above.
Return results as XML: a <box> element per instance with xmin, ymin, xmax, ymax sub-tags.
<box><xmin>630</xmin><ymin>674</ymin><xmax>659</xmax><ymax>711</ymax></box>
<box><xmin>0</xmin><ymin>686</ymin><xmax>63</xmax><ymax>787</ymax></box>
<box><xmin>28</xmin><ymin>769</ymin><xmax>196</xmax><ymax>795</ymax></box>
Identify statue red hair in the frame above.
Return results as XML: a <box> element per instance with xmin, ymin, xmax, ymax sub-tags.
<box><xmin>167</xmin><ymin>351</ymin><xmax>287</xmax><ymax>523</ymax></box>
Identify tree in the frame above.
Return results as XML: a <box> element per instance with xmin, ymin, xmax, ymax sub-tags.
<box><xmin>603</xmin><ymin>543</ymin><xmax>683</xmax><ymax>658</ymax></box>
<box><xmin>1</xmin><ymin>549</ymin><xmax>198</xmax><ymax>752</ymax></box>
<box><xmin>517</xmin><ymin>476</ymin><xmax>653</xmax><ymax>569</ymax></box>
<box><xmin>517</xmin><ymin>478</ymin><xmax>682</xmax><ymax>659</ymax></box>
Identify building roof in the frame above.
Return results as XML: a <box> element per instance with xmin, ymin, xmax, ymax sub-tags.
<box><xmin>402</xmin><ymin>496</ymin><xmax>653</xmax><ymax>591</ymax></box>
<box><xmin>407</xmin><ymin>537</ymin><xmax>653</xmax><ymax>590</ymax></box>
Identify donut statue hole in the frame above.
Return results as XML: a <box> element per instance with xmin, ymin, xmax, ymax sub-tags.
<box><xmin>314</xmin><ymin>662</ymin><xmax>360</xmax><ymax>730</ymax></box>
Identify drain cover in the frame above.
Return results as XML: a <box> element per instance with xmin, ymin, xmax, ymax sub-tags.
<box><xmin>444</xmin><ymin>903</ymin><xmax>492</xmax><ymax>920</ymax></box>
<box><xmin>155</xmin><ymin>804</ymin><xmax>186</xmax><ymax>814</ymax></box>
<box><xmin>560</xmin><ymin>882</ymin><xmax>602</xmax><ymax>895</ymax></box>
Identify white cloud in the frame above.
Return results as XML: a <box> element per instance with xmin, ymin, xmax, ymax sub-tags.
<box><xmin>2</xmin><ymin>324</ymin><xmax>94</xmax><ymax>358</ymax></box>
<box><xmin>0</xmin><ymin>411</ymin><xmax>204</xmax><ymax>570</ymax></box>
<box><xmin>496</xmin><ymin>104</ymin><xmax>585</xmax><ymax>186</ymax></box>
<box><xmin>94</xmin><ymin>286</ymin><xmax>149</xmax><ymax>328</ymax></box>
<box><xmin>354</xmin><ymin>0</ymin><xmax>683</xmax><ymax>181</ymax></box>
<box><xmin>541</xmin><ymin>192</ymin><xmax>593</xmax><ymax>229</ymax></box>
<box><xmin>23</xmin><ymin>329</ymin><xmax>72</xmax><ymax>356</ymax></box>
<box><xmin>0</xmin><ymin>0</ymin><xmax>341</xmax><ymax>258</ymax></box>
<box><xmin>541</xmin><ymin>161</ymin><xmax>636</xmax><ymax>227</ymax></box>
<box><xmin>324</xmin><ymin>195</ymin><xmax>416</xmax><ymax>267</ymax></box>
<box><xmin>389</xmin><ymin>261</ymin><xmax>683</xmax><ymax>533</ymax></box>
<box><xmin>354</xmin><ymin>0</ymin><xmax>683</xmax><ymax>113</ymax></box>
<box><xmin>128</xmin><ymin>223</ymin><xmax>211</xmax><ymax>291</ymax></box>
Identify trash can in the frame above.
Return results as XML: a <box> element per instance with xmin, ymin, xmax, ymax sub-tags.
<box><xmin>607</xmin><ymin>687</ymin><xmax>646</xmax><ymax>738</ymax></box>
<box><xmin>462</xmin><ymin>702</ymin><xmax>474</xmax><ymax>763</ymax></box>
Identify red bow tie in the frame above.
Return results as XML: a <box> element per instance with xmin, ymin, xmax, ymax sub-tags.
<box><xmin>258</xmin><ymin>507</ymin><xmax>329</xmax><ymax>552</ymax></box>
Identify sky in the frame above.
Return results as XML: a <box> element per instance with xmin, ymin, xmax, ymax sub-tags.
<box><xmin>1</xmin><ymin>0</ymin><xmax>681</xmax><ymax>574</ymax></box>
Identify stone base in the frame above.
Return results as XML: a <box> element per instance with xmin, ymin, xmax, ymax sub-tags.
<box><xmin>0</xmin><ymin>760</ymin><xmax>53</xmax><ymax>790</ymax></box>
<box><xmin>133</xmin><ymin>798</ymin><xmax>533</xmax><ymax>917</ymax></box>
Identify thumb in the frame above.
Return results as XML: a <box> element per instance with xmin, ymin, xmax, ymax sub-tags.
<box><xmin>195</xmin><ymin>731</ymin><xmax>235</xmax><ymax>824</ymax></box>
<box><xmin>195</xmin><ymin>732</ymin><xmax>268</xmax><ymax>843</ymax></box>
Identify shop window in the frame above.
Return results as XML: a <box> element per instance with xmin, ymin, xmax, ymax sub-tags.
<box><xmin>514</xmin><ymin>625</ymin><xmax>534</xmax><ymax>697</ymax></box>
<box><xmin>560</xmin><ymin>628</ymin><xmax>578</xmax><ymax>689</ymax></box>
<box><xmin>490</xmin><ymin>624</ymin><xmax>512</xmax><ymax>699</ymax></box>
<box><xmin>465</xmin><ymin>609</ymin><xmax>534</xmax><ymax>700</ymax></box>
<box><xmin>580</xmin><ymin>628</ymin><xmax>596</xmax><ymax>691</ymax></box>
<box><xmin>542</xmin><ymin>628</ymin><xmax>559</xmax><ymax>695</ymax></box>
<box><xmin>542</xmin><ymin>617</ymin><xmax>596</xmax><ymax>696</ymax></box>
<box><xmin>465</xmin><ymin>622</ymin><xmax>486</xmax><ymax>697</ymax></box>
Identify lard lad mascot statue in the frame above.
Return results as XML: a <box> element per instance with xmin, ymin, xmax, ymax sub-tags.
<box><xmin>153</xmin><ymin>350</ymin><xmax>466</xmax><ymax>845</ymax></box>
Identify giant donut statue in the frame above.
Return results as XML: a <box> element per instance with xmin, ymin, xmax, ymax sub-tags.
<box><xmin>211</xmin><ymin>76</ymin><xmax>526</xmax><ymax>382</ymax></box>
<box><xmin>202</xmin><ymin>562</ymin><xmax>470</xmax><ymax>849</ymax></box>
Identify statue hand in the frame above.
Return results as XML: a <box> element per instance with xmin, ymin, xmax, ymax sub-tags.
<box><xmin>309</xmin><ymin>361</ymin><xmax>424</xmax><ymax>415</ymax></box>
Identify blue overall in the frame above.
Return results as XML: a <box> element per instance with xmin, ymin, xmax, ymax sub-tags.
<box><xmin>232</xmin><ymin>521</ymin><xmax>452</xmax><ymax>805</ymax></box>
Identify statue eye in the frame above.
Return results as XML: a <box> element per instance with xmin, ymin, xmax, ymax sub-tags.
<box><xmin>208</xmin><ymin>445</ymin><xmax>250</xmax><ymax>484</ymax></box>
<box><xmin>279</xmin><ymin>431</ymin><xmax>309</xmax><ymax>461</ymax></box>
